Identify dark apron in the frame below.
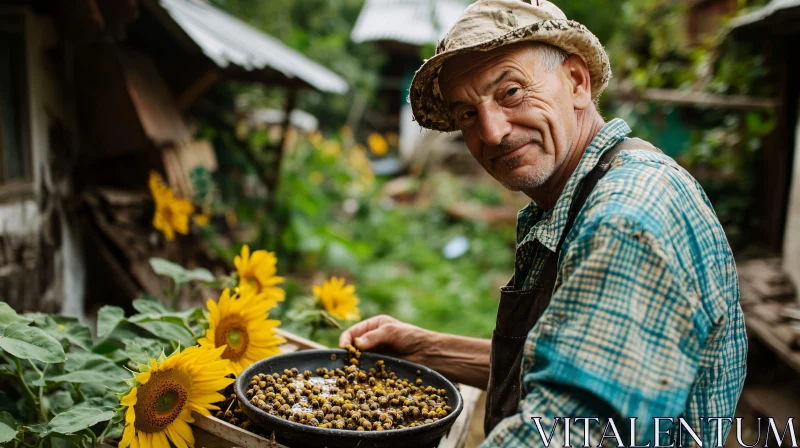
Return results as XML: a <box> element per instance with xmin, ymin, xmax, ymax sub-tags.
<box><xmin>484</xmin><ymin>138</ymin><xmax>660</xmax><ymax>434</ymax></box>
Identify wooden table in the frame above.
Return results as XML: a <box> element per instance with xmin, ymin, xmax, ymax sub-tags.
<box><xmin>192</xmin><ymin>329</ymin><xmax>483</xmax><ymax>448</ymax></box>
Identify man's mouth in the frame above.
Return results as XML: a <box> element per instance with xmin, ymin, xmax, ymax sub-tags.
<box><xmin>490</xmin><ymin>143</ymin><xmax>531</xmax><ymax>171</ymax></box>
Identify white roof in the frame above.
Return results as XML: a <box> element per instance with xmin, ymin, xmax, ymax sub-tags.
<box><xmin>351</xmin><ymin>0</ymin><xmax>468</xmax><ymax>45</ymax></box>
<box><xmin>153</xmin><ymin>0</ymin><xmax>348</xmax><ymax>94</ymax></box>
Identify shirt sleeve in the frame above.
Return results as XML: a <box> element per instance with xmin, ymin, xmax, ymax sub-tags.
<box><xmin>482</xmin><ymin>216</ymin><xmax>711</xmax><ymax>448</ymax></box>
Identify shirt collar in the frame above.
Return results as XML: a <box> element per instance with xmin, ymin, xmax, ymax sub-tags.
<box><xmin>516</xmin><ymin>118</ymin><xmax>632</xmax><ymax>251</ymax></box>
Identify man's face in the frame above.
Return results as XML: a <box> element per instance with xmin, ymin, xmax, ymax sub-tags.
<box><xmin>439</xmin><ymin>43</ymin><xmax>579</xmax><ymax>192</ymax></box>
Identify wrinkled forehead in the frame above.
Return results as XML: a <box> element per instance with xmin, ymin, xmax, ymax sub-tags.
<box><xmin>438</xmin><ymin>43</ymin><xmax>539</xmax><ymax>99</ymax></box>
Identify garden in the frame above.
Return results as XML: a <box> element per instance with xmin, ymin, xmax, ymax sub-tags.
<box><xmin>0</xmin><ymin>0</ymin><xmax>779</xmax><ymax>446</ymax></box>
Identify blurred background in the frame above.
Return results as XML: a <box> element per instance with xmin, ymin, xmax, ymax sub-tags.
<box><xmin>0</xmin><ymin>0</ymin><xmax>799</xmax><ymax>442</ymax></box>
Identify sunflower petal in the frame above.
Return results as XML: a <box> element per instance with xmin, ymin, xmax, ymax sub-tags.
<box><xmin>121</xmin><ymin>387</ymin><xmax>138</xmax><ymax>406</ymax></box>
<box><xmin>120</xmin><ymin>425</ymin><xmax>135</xmax><ymax>448</ymax></box>
<box><xmin>173</xmin><ymin>418</ymin><xmax>195</xmax><ymax>447</ymax></box>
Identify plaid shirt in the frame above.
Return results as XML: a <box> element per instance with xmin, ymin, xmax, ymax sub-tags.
<box><xmin>483</xmin><ymin>119</ymin><xmax>747</xmax><ymax>447</ymax></box>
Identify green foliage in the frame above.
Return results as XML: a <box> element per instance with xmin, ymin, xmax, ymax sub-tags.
<box><xmin>0</xmin><ymin>297</ymin><xmax>211</xmax><ymax>447</ymax></box>
<box><xmin>605</xmin><ymin>0</ymin><xmax>775</xmax><ymax>249</ymax></box>
<box><xmin>149</xmin><ymin>258</ymin><xmax>215</xmax><ymax>285</ymax></box>
<box><xmin>203</xmin><ymin>129</ymin><xmax>514</xmax><ymax>346</ymax></box>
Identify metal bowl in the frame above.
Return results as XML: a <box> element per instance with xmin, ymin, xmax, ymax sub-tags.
<box><xmin>235</xmin><ymin>349</ymin><xmax>464</xmax><ymax>448</ymax></box>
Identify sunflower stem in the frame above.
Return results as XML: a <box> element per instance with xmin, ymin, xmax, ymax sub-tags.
<box><xmin>14</xmin><ymin>434</ymin><xmax>37</xmax><ymax>448</ymax></box>
<box><xmin>15</xmin><ymin>358</ymin><xmax>38</xmax><ymax>416</ymax></box>
<box><xmin>86</xmin><ymin>428</ymin><xmax>97</xmax><ymax>448</ymax></box>
<box><xmin>171</xmin><ymin>279</ymin><xmax>181</xmax><ymax>310</ymax></box>
<box><xmin>75</xmin><ymin>384</ymin><xmax>87</xmax><ymax>402</ymax></box>
<box><xmin>31</xmin><ymin>361</ymin><xmax>48</xmax><ymax>422</ymax></box>
<box><xmin>97</xmin><ymin>415</ymin><xmax>113</xmax><ymax>442</ymax></box>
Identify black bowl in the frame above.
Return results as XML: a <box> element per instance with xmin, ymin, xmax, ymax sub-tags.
<box><xmin>235</xmin><ymin>349</ymin><xmax>464</xmax><ymax>448</ymax></box>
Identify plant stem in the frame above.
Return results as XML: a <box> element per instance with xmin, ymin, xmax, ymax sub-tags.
<box><xmin>14</xmin><ymin>435</ymin><xmax>37</xmax><ymax>448</ymax></box>
<box><xmin>171</xmin><ymin>279</ymin><xmax>182</xmax><ymax>310</ymax></box>
<box><xmin>15</xmin><ymin>358</ymin><xmax>38</xmax><ymax>411</ymax></box>
<box><xmin>97</xmin><ymin>417</ymin><xmax>113</xmax><ymax>443</ymax></box>
<box><xmin>75</xmin><ymin>384</ymin><xmax>87</xmax><ymax>402</ymax></box>
<box><xmin>31</xmin><ymin>361</ymin><xmax>48</xmax><ymax>422</ymax></box>
<box><xmin>87</xmin><ymin>429</ymin><xmax>97</xmax><ymax>448</ymax></box>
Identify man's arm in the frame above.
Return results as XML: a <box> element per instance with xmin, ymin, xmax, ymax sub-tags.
<box><xmin>483</xmin><ymin>216</ymin><xmax>709</xmax><ymax>447</ymax></box>
<box><xmin>340</xmin><ymin>315</ymin><xmax>491</xmax><ymax>389</ymax></box>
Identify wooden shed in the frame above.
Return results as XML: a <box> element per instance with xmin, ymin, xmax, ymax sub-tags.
<box><xmin>0</xmin><ymin>0</ymin><xmax>346</xmax><ymax>318</ymax></box>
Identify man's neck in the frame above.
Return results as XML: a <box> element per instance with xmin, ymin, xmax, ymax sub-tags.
<box><xmin>525</xmin><ymin>111</ymin><xmax>606</xmax><ymax>211</ymax></box>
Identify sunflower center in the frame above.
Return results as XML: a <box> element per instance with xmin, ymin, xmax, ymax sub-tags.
<box><xmin>133</xmin><ymin>368</ymin><xmax>191</xmax><ymax>433</ymax></box>
<box><xmin>161</xmin><ymin>205</ymin><xmax>174</xmax><ymax>222</ymax></box>
<box><xmin>216</xmin><ymin>316</ymin><xmax>250</xmax><ymax>360</ymax></box>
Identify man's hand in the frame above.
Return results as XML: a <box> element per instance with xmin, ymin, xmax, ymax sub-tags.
<box><xmin>339</xmin><ymin>315</ymin><xmax>432</xmax><ymax>361</ymax></box>
<box><xmin>340</xmin><ymin>315</ymin><xmax>492</xmax><ymax>390</ymax></box>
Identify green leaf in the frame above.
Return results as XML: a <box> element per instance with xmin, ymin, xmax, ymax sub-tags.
<box><xmin>125</xmin><ymin>338</ymin><xmax>165</xmax><ymax>365</ymax></box>
<box><xmin>149</xmin><ymin>258</ymin><xmax>215</xmax><ymax>285</ymax></box>
<box><xmin>132</xmin><ymin>296</ymin><xmax>169</xmax><ymax>315</ymax></box>
<box><xmin>45</xmin><ymin>398</ymin><xmax>116</xmax><ymax>436</ymax></box>
<box><xmin>0</xmin><ymin>411</ymin><xmax>15</xmax><ymax>428</ymax></box>
<box><xmin>43</xmin><ymin>358</ymin><xmax>129</xmax><ymax>387</ymax></box>
<box><xmin>0</xmin><ymin>324</ymin><xmax>66</xmax><ymax>363</ymax></box>
<box><xmin>30</xmin><ymin>315</ymin><xmax>93</xmax><ymax>351</ymax></box>
<box><xmin>134</xmin><ymin>321</ymin><xmax>195</xmax><ymax>348</ymax></box>
<box><xmin>0</xmin><ymin>303</ymin><xmax>29</xmax><ymax>334</ymax></box>
<box><xmin>0</xmin><ymin>412</ymin><xmax>16</xmax><ymax>443</ymax></box>
<box><xmin>0</xmin><ymin>420</ymin><xmax>16</xmax><ymax>444</ymax></box>
<box><xmin>97</xmin><ymin>306</ymin><xmax>125</xmax><ymax>339</ymax></box>
<box><xmin>46</xmin><ymin>391</ymin><xmax>75</xmax><ymax>416</ymax></box>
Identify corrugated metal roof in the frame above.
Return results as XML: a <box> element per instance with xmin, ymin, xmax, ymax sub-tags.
<box><xmin>351</xmin><ymin>0</ymin><xmax>467</xmax><ymax>45</ymax></box>
<box><xmin>154</xmin><ymin>0</ymin><xmax>348</xmax><ymax>94</ymax></box>
<box><xmin>729</xmin><ymin>0</ymin><xmax>800</xmax><ymax>29</ymax></box>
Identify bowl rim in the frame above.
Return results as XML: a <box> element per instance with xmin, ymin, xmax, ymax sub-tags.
<box><xmin>234</xmin><ymin>349</ymin><xmax>465</xmax><ymax>439</ymax></box>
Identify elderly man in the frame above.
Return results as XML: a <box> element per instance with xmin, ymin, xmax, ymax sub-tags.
<box><xmin>341</xmin><ymin>0</ymin><xmax>747</xmax><ymax>446</ymax></box>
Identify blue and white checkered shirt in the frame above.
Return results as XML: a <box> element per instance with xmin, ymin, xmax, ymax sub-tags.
<box><xmin>483</xmin><ymin>119</ymin><xmax>747</xmax><ymax>447</ymax></box>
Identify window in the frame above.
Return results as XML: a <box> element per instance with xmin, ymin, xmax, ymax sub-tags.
<box><xmin>0</xmin><ymin>14</ymin><xmax>29</xmax><ymax>185</ymax></box>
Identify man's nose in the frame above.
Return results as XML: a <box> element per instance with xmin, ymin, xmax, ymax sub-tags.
<box><xmin>477</xmin><ymin>103</ymin><xmax>511</xmax><ymax>147</ymax></box>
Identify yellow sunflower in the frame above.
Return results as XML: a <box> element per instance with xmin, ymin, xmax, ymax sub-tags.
<box><xmin>199</xmin><ymin>288</ymin><xmax>285</xmax><ymax>376</ymax></box>
<box><xmin>367</xmin><ymin>133</ymin><xmax>389</xmax><ymax>156</ymax></box>
<box><xmin>313</xmin><ymin>276</ymin><xmax>360</xmax><ymax>321</ymax></box>
<box><xmin>148</xmin><ymin>172</ymin><xmax>194</xmax><ymax>241</ymax></box>
<box><xmin>119</xmin><ymin>345</ymin><xmax>232</xmax><ymax>448</ymax></box>
<box><xmin>234</xmin><ymin>245</ymin><xmax>285</xmax><ymax>309</ymax></box>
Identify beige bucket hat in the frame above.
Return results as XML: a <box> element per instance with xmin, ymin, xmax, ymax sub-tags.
<box><xmin>409</xmin><ymin>0</ymin><xmax>610</xmax><ymax>132</ymax></box>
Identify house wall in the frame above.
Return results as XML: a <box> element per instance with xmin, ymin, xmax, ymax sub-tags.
<box><xmin>0</xmin><ymin>9</ymin><xmax>84</xmax><ymax>317</ymax></box>
<box><xmin>783</xmin><ymin>91</ymin><xmax>800</xmax><ymax>292</ymax></box>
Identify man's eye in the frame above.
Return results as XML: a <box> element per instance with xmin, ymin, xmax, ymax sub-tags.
<box><xmin>506</xmin><ymin>88</ymin><xmax>519</xmax><ymax>97</ymax></box>
<box><xmin>460</xmin><ymin>111</ymin><xmax>476</xmax><ymax>121</ymax></box>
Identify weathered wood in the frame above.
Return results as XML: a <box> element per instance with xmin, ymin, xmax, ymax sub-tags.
<box><xmin>193</xmin><ymin>415</ymin><xmax>287</xmax><ymax>448</ymax></box>
<box><xmin>746</xmin><ymin>313</ymin><xmax>800</xmax><ymax>375</ymax></box>
<box><xmin>439</xmin><ymin>385</ymin><xmax>483</xmax><ymax>448</ymax></box>
<box><xmin>176</xmin><ymin>69</ymin><xmax>220</xmax><ymax>111</ymax></box>
<box><xmin>741</xmin><ymin>384</ymin><xmax>800</xmax><ymax>425</ymax></box>
<box><xmin>275</xmin><ymin>328</ymin><xmax>327</xmax><ymax>350</ymax></box>
<box><xmin>610</xmin><ymin>87</ymin><xmax>779</xmax><ymax>110</ymax></box>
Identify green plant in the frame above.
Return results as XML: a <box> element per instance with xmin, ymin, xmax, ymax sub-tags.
<box><xmin>0</xmin><ymin>297</ymin><xmax>210</xmax><ymax>447</ymax></box>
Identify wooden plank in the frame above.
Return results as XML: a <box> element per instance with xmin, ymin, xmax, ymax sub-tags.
<box><xmin>439</xmin><ymin>385</ymin><xmax>483</xmax><ymax>448</ymax></box>
<box><xmin>194</xmin><ymin>415</ymin><xmax>286</xmax><ymax>448</ymax></box>
<box><xmin>741</xmin><ymin>384</ymin><xmax>800</xmax><ymax>423</ymax></box>
<box><xmin>276</xmin><ymin>328</ymin><xmax>327</xmax><ymax>350</ymax></box>
<box><xmin>746</xmin><ymin>314</ymin><xmax>800</xmax><ymax>374</ymax></box>
<box><xmin>610</xmin><ymin>87</ymin><xmax>779</xmax><ymax>109</ymax></box>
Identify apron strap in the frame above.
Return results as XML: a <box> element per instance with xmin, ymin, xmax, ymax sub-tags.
<box><xmin>556</xmin><ymin>137</ymin><xmax>661</xmax><ymax>252</ymax></box>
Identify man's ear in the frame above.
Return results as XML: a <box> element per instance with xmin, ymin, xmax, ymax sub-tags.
<box><xmin>564</xmin><ymin>55</ymin><xmax>592</xmax><ymax>110</ymax></box>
